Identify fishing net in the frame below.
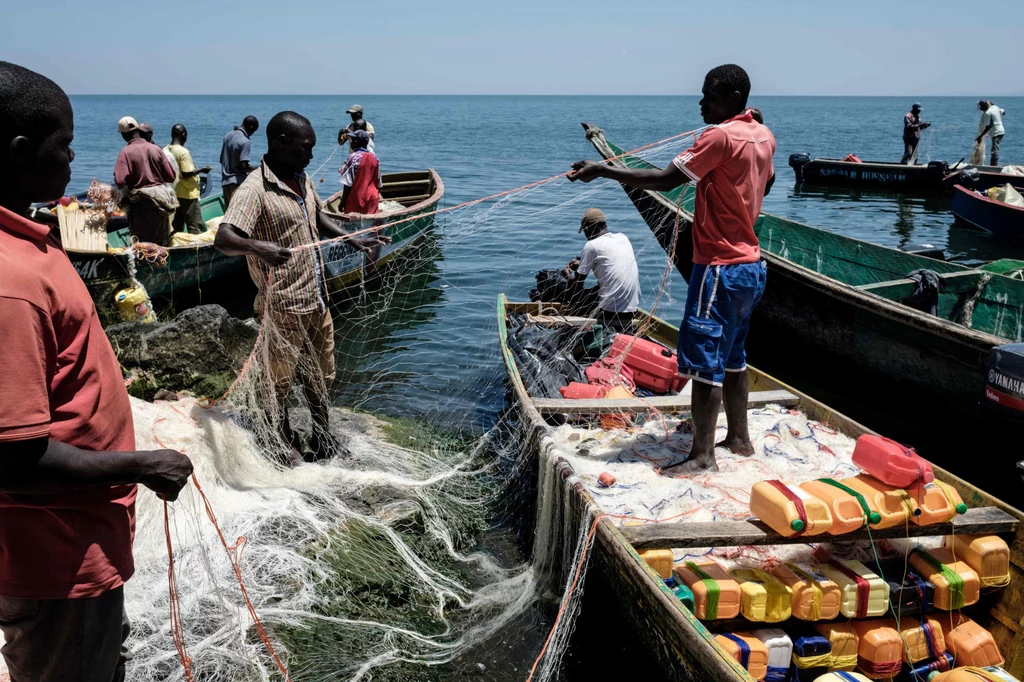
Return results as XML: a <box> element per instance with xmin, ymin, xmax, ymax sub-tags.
<box><xmin>1</xmin><ymin>128</ymin><xmax>756</xmax><ymax>682</ymax></box>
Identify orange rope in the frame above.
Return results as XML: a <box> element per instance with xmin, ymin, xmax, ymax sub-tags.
<box><xmin>165</xmin><ymin>501</ymin><xmax>194</xmax><ymax>681</ymax></box>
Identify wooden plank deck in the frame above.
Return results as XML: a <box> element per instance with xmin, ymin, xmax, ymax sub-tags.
<box><xmin>533</xmin><ymin>389</ymin><xmax>799</xmax><ymax>415</ymax></box>
<box><xmin>621</xmin><ymin>506</ymin><xmax>1017</xmax><ymax>550</ymax></box>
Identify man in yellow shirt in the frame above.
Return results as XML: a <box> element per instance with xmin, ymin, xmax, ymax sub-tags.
<box><xmin>165</xmin><ymin>123</ymin><xmax>211</xmax><ymax>234</ymax></box>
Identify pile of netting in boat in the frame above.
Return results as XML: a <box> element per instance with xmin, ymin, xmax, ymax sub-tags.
<box><xmin>547</xmin><ymin>404</ymin><xmax>865</xmax><ymax>566</ymax></box>
<box><xmin>124</xmin><ymin>396</ymin><xmax>535</xmax><ymax>681</ymax></box>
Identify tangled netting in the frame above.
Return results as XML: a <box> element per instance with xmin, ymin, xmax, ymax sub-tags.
<box><xmin>65</xmin><ymin>130</ymin><xmax>727</xmax><ymax>682</ymax></box>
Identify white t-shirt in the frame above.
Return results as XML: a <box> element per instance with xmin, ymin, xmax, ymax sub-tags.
<box><xmin>980</xmin><ymin>106</ymin><xmax>1005</xmax><ymax>138</ymax></box>
<box><xmin>577</xmin><ymin>232</ymin><xmax>640</xmax><ymax>314</ymax></box>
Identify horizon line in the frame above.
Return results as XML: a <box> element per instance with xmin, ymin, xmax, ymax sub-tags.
<box><xmin>65</xmin><ymin>93</ymin><xmax>1024</xmax><ymax>98</ymax></box>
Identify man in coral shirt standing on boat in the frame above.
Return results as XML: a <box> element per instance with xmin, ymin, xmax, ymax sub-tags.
<box><xmin>569</xmin><ymin>63</ymin><xmax>776</xmax><ymax>474</ymax></box>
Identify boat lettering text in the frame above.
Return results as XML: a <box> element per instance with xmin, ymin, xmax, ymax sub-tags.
<box><xmin>988</xmin><ymin>370</ymin><xmax>1024</xmax><ymax>398</ymax></box>
<box><xmin>74</xmin><ymin>259</ymin><xmax>102</xmax><ymax>280</ymax></box>
<box><xmin>861</xmin><ymin>172</ymin><xmax>906</xmax><ymax>183</ymax></box>
<box><xmin>818</xmin><ymin>168</ymin><xmax>858</xmax><ymax>179</ymax></box>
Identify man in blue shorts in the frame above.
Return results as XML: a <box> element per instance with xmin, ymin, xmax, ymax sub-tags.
<box><xmin>569</xmin><ymin>64</ymin><xmax>776</xmax><ymax>473</ymax></box>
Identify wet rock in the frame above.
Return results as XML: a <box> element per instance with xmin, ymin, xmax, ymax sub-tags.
<box><xmin>106</xmin><ymin>305</ymin><xmax>258</xmax><ymax>401</ymax></box>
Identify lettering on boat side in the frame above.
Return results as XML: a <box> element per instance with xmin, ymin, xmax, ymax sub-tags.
<box><xmin>817</xmin><ymin>168</ymin><xmax>859</xmax><ymax>179</ymax></box>
<box><xmin>861</xmin><ymin>172</ymin><xmax>906</xmax><ymax>183</ymax></box>
<box><xmin>74</xmin><ymin>259</ymin><xmax>102</xmax><ymax>280</ymax></box>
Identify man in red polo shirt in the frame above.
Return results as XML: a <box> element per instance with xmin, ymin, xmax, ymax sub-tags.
<box><xmin>0</xmin><ymin>61</ymin><xmax>193</xmax><ymax>682</ymax></box>
<box><xmin>569</xmin><ymin>64</ymin><xmax>776</xmax><ymax>474</ymax></box>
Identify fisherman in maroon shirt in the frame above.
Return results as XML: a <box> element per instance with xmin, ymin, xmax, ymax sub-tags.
<box><xmin>113</xmin><ymin>115</ymin><xmax>178</xmax><ymax>245</ymax></box>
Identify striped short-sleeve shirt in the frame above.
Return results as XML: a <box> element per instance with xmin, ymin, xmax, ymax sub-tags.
<box><xmin>223</xmin><ymin>160</ymin><xmax>328</xmax><ymax>316</ymax></box>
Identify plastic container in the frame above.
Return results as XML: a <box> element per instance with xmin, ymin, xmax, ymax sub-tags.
<box><xmin>599</xmin><ymin>385</ymin><xmax>634</xmax><ymax>430</ymax></box>
<box><xmin>672</xmin><ymin>582</ymin><xmax>695</xmax><ymax>611</ymax></box>
<box><xmin>946</xmin><ymin>535</ymin><xmax>1011</xmax><ymax>588</ymax></box>
<box><xmin>813</xmin><ymin>623</ymin><xmax>859</xmax><ymax>671</ymax></box>
<box><xmin>674</xmin><ymin>559</ymin><xmax>741</xmax><ymax>620</ymax></box>
<box><xmin>752</xmin><ymin>628</ymin><xmax>792</xmax><ymax>682</ymax></box>
<box><xmin>771</xmin><ymin>562</ymin><xmax>841</xmax><ymax>621</ymax></box>
<box><xmin>639</xmin><ymin>549</ymin><xmax>674</xmax><ymax>579</ymax></box>
<box><xmin>875</xmin><ymin>617</ymin><xmax>945</xmax><ymax>664</ymax></box>
<box><xmin>838</xmin><ymin>475</ymin><xmax>919</xmax><ymax>529</ymax></box>
<box><xmin>940</xmin><ymin>616</ymin><xmax>1005</xmax><ymax>668</ymax></box>
<box><xmin>909</xmin><ymin>548</ymin><xmax>981</xmax><ymax>610</ymax></box>
<box><xmin>818</xmin><ymin>559</ymin><xmax>890</xmax><ymax>618</ymax></box>
<box><xmin>558</xmin><ymin>382</ymin><xmax>605</xmax><ymax>400</ymax></box>
<box><xmin>606</xmin><ymin>334</ymin><xmax>686</xmax><ymax>394</ymax></box>
<box><xmin>872</xmin><ymin>558</ymin><xmax>935</xmax><ymax>619</ymax></box>
<box><xmin>800</xmin><ymin>478</ymin><xmax>879</xmax><ymax>534</ymax></box>
<box><xmin>790</xmin><ymin>632</ymin><xmax>832</xmax><ymax>682</ymax></box>
<box><xmin>851</xmin><ymin>433</ymin><xmax>934</xmax><ymax>488</ymax></box>
<box><xmin>750</xmin><ymin>480</ymin><xmax>833</xmax><ymax>537</ymax></box>
<box><xmin>115</xmin><ymin>286</ymin><xmax>156</xmax><ymax>324</ymax></box>
<box><xmin>715</xmin><ymin>631</ymin><xmax>769</xmax><ymax>681</ymax></box>
<box><xmin>849</xmin><ymin>620</ymin><xmax>902</xmax><ymax>679</ymax></box>
<box><xmin>908</xmin><ymin>480</ymin><xmax>968</xmax><ymax>526</ymax></box>
<box><xmin>928</xmin><ymin>667</ymin><xmax>1020</xmax><ymax>682</ymax></box>
<box><xmin>732</xmin><ymin>568</ymin><xmax>793</xmax><ymax>623</ymax></box>
<box><xmin>811</xmin><ymin>673</ymin><xmax>872</xmax><ymax>682</ymax></box>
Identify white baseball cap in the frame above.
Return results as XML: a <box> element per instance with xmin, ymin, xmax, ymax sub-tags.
<box><xmin>117</xmin><ymin>116</ymin><xmax>139</xmax><ymax>133</ymax></box>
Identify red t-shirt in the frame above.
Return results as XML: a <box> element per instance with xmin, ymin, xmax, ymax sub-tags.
<box><xmin>0</xmin><ymin>205</ymin><xmax>137</xmax><ymax>599</ymax></box>
<box><xmin>673</xmin><ymin>110</ymin><xmax>776</xmax><ymax>266</ymax></box>
<box><xmin>339</xmin><ymin>149</ymin><xmax>382</xmax><ymax>215</ymax></box>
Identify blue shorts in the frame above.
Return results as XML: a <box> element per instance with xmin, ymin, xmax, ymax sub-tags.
<box><xmin>677</xmin><ymin>261</ymin><xmax>767</xmax><ymax>386</ymax></box>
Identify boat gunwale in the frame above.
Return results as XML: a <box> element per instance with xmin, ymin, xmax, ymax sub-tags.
<box><xmin>322</xmin><ymin>168</ymin><xmax>445</xmax><ymax>222</ymax></box>
<box><xmin>952</xmin><ymin>183</ymin><xmax>1024</xmax><ymax>213</ymax></box>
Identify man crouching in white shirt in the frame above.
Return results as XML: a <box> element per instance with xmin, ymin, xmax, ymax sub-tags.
<box><xmin>564</xmin><ymin>208</ymin><xmax>641</xmax><ymax>334</ymax></box>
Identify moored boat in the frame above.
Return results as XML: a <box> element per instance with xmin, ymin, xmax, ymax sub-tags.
<box><xmin>790</xmin><ymin>154</ymin><xmax>1003</xmax><ymax>193</ymax></box>
<box><xmin>320</xmin><ymin>169</ymin><xmax>444</xmax><ymax>292</ymax></box>
<box><xmin>583</xmin><ymin>123</ymin><xmax>1024</xmax><ymax>489</ymax></box>
<box><xmin>498</xmin><ymin>295</ymin><xmax>1024</xmax><ymax>682</ymax></box>
<box><xmin>951</xmin><ymin>185</ymin><xmax>1024</xmax><ymax>246</ymax></box>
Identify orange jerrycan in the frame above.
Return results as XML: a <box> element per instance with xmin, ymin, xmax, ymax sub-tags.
<box><xmin>852</xmin><ymin>433</ymin><xmax>934</xmax><ymax>488</ymax></box>
<box><xmin>817</xmin><ymin>559</ymin><xmax>889</xmax><ymax>618</ymax></box>
<box><xmin>838</xmin><ymin>475</ymin><xmax>918</xmax><ymax>529</ymax></box>
<box><xmin>800</xmin><ymin>478</ymin><xmax>880</xmax><ymax>534</ymax></box>
<box><xmin>749</xmin><ymin>480</ymin><xmax>833</xmax><ymax>537</ymax></box>
<box><xmin>909</xmin><ymin>548</ymin><xmax>980</xmax><ymax>610</ymax></box>
<box><xmin>946</xmin><ymin>535</ymin><xmax>1011</xmax><ymax>588</ymax></box>
<box><xmin>929</xmin><ymin>667</ymin><xmax>1021</xmax><ymax>682</ymax></box>
<box><xmin>673</xmin><ymin>559</ymin><xmax>741</xmax><ymax>620</ymax></box>
<box><xmin>813</xmin><ymin>622</ymin><xmax>859</xmax><ymax>671</ymax></box>
<box><xmin>731</xmin><ymin>568</ymin><xmax>793</xmax><ymax>623</ymax></box>
<box><xmin>599</xmin><ymin>385</ymin><xmax>633</xmax><ymax>430</ymax></box>
<box><xmin>638</xmin><ymin>549</ymin><xmax>674</xmax><ymax>579</ymax></box>
<box><xmin>714</xmin><ymin>631</ymin><xmax>769</xmax><ymax>681</ymax></box>
<box><xmin>875</xmin><ymin>616</ymin><xmax>946</xmax><ymax>664</ymax></box>
<box><xmin>940</xmin><ymin>615</ymin><xmax>1005</xmax><ymax>668</ymax></box>
<box><xmin>849</xmin><ymin>620</ymin><xmax>903</xmax><ymax>679</ymax></box>
<box><xmin>771</xmin><ymin>562</ymin><xmax>841</xmax><ymax>621</ymax></box>
<box><xmin>908</xmin><ymin>480</ymin><xmax>968</xmax><ymax>526</ymax></box>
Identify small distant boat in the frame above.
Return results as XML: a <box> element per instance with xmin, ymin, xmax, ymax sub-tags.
<box><xmin>951</xmin><ymin>185</ymin><xmax>1024</xmax><ymax>245</ymax></box>
<box><xmin>321</xmin><ymin>170</ymin><xmax>444</xmax><ymax>292</ymax></box>
<box><xmin>789</xmin><ymin>154</ymin><xmax>1001</xmax><ymax>193</ymax></box>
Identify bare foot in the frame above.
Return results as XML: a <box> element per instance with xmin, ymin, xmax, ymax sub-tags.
<box><xmin>280</xmin><ymin>445</ymin><xmax>305</xmax><ymax>468</ymax></box>
<box><xmin>717</xmin><ymin>436</ymin><xmax>755</xmax><ymax>456</ymax></box>
<box><xmin>660</xmin><ymin>456</ymin><xmax>719</xmax><ymax>476</ymax></box>
<box><xmin>309</xmin><ymin>430</ymin><xmax>350</xmax><ymax>462</ymax></box>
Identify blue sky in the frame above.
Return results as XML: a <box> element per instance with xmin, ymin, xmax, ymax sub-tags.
<box><xmin>3</xmin><ymin>0</ymin><xmax>1023</xmax><ymax>95</ymax></box>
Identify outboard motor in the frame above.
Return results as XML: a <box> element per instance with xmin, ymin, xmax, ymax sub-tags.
<box><xmin>530</xmin><ymin>268</ymin><xmax>570</xmax><ymax>303</ymax></box>
<box><xmin>954</xmin><ymin>167</ymin><xmax>981</xmax><ymax>190</ymax></box>
<box><xmin>984</xmin><ymin>344</ymin><xmax>1024</xmax><ymax>421</ymax></box>
<box><xmin>789</xmin><ymin>153</ymin><xmax>811</xmax><ymax>177</ymax></box>
<box><xmin>927</xmin><ymin>160</ymin><xmax>949</xmax><ymax>175</ymax></box>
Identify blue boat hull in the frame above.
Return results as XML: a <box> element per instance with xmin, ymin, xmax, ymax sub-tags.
<box><xmin>951</xmin><ymin>185</ymin><xmax>1024</xmax><ymax>246</ymax></box>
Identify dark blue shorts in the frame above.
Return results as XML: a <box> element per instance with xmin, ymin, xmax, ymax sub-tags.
<box><xmin>677</xmin><ymin>261</ymin><xmax>767</xmax><ymax>386</ymax></box>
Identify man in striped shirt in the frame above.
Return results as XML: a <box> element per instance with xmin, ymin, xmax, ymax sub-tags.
<box><xmin>215</xmin><ymin>111</ymin><xmax>389</xmax><ymax>463</ymax></box>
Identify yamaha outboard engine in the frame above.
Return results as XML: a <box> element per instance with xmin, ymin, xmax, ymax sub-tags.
<box><xmin>927</xmin><ymin>160</ymin><xmax>949</xmax><ymax>175</ymax></box>
<box><xmin>789</xmin><ymin>153</ymin><xmax>811</xmax><ymax>181</ymax></box>
<box><xmin>984</xmin><ymin>344</ymin><xmax>1024</xmax><ymax>421</ymax></box>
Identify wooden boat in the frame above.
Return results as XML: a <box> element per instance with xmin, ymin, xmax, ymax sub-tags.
<box><xmin>952</xmin><ymin>185</ymin><xmax>1024</xmax><ymax>246</ymax></box>
<box><xmin>582</xmin><ymin>123</ymin><xmax>1024</xmax><ymax>488</ymax></box>
<box><xmin>790</xmin><ymin>154</ymin><xmax>1002</xmax><ymax>193</ymax></box>
<box><xmin>943</xmin><ymin>169</ymin><xmax>1024</xmax><ymax>194</ymax></box>
<box><xmin>62</xmin><ymin>191</ymin><xmax>244</xmax><ymax>302</ymax></box>
<box><xmin>498</xmin><ymin>294</ymin><xmax>1024</xmax><ymax>682</ymax></box>
<box><xmin>320</xmin><ymin>170</ymin><xmax>444</xmax><ymax>292</ymax></box>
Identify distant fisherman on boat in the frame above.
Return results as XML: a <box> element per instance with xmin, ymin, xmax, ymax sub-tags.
<box><xmin>338</xmin><ymin>130</ymin><xmax>382</xmax><ymax>216</ymax></box>
<box><xmin>977</xmin><ymin>100</ymin><xmax>1006</xmax><ymax>166</ymax></box>
<box><xmin>214</xmin><ymin>111</ymin><xmax>390</xmax><ymax>464</ymax></box>
<box><xmin>339</xmin><ymin>104</ymin><xmax>375</xmax><ymax>153</ymax></box>
<box><xmin>114</xmin><ymin>115</ymin><xmax>179</xmax><ymax>245</ymax></box>
<box><xmin>220</xmin><ymin>115</ymin><xmax>260</xmax><ymax>207</ymax></box>
<box><xmin>563</xmin><ymin>207</ymin><xmax>640</xmax><ymax>334</ymax></box>
<box><xmin>901</xmin><ymin>103</ymin><xmax>931</xmax><ymax>165</ymax></box>
<box><xmin>166</xmin><ymin>123</ymin><xmax>213</xmax><ymax>234</ymax></box>
<box><xmin>569</xmin><ymin>63</ymin><xmax>776</xmax><ymax>474</ymax></box>
<box><xmin>0</xmin><ymin>61</ymin><xmax>193</xmax><ymax>682</ymax></box>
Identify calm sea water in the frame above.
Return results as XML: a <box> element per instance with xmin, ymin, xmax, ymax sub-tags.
<box><xmin>67</xmin><ymin>96</ymin><xmax>1022</xmax><ymax>678</ymax></box>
